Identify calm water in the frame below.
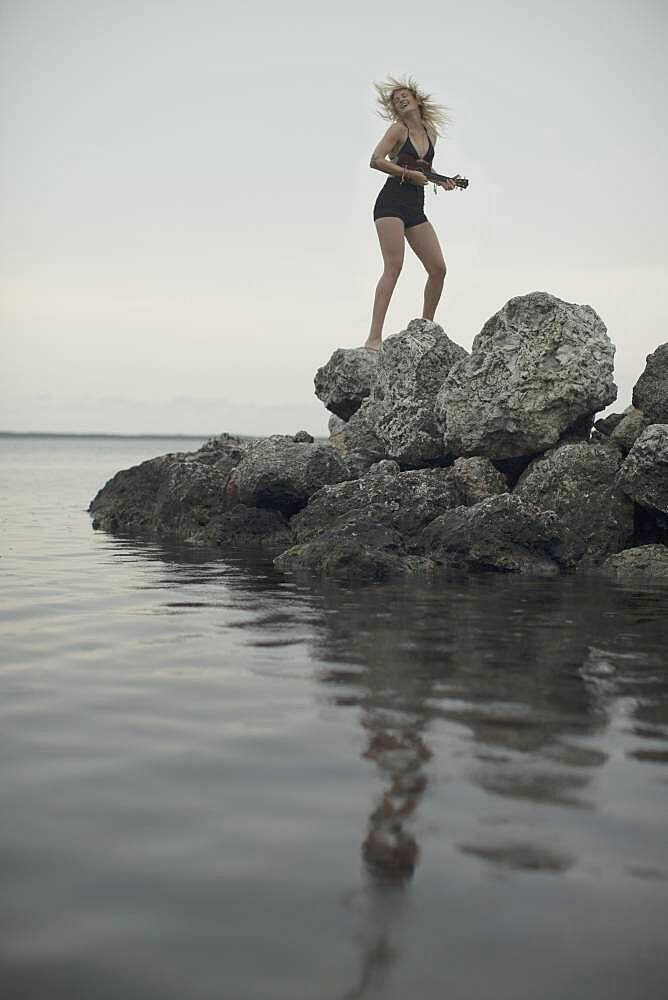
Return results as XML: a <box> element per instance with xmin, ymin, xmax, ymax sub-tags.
<box><xmin>1</xmin><ymin>434</ymin><xmax>668</xmax><ymax>1000</ymax></box>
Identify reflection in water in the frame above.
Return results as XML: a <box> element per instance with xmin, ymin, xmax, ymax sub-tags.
<box><xmin>104</xmin><ymin>539</ymin><xmax>668</xmax><ymax>999</ymax></box>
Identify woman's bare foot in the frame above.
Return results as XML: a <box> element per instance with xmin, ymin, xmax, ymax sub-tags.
<box><xmin>363</xmin><ymin>338</ymin><xmax>382</xmax><ymax>352</ymax></box>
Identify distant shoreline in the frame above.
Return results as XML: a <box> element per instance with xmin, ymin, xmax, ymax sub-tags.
<box><xmin>0</xmin><ymin>430</ymin><xmax>222</xmax><ymax>440</ymax></box>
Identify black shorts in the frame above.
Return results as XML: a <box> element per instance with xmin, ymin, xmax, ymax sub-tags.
<box><xmin>373</xmin><ymin>177</ymin><xmax>427</xmax><ymax>229</ymax></box>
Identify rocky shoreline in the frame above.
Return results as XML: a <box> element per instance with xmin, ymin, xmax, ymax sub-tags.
<box><xmin>88</xmin><ymin>291</ymin><xmax>668</xmax><ymax>584</ymax></box>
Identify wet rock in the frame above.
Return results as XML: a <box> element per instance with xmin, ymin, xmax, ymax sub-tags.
<box><xmin>632</xmin><ymin>343</ymin><xmax>668</xmax><ymax>423</ymax></box>
<box><xmin>274</xmin><ymin>519</ymin><xmax>406</xmax><ymax>582</ymax></box>
<box><xmin>610</xmin><ymin>406</ymin><xmax>648</xmax><ymax>455</ymax></box>
<box><xmin>274</xmin><ymin>514</ymin><xmax>439</xmax><ymax>582</ymax></box>
<box><xmin>226</xmin><ymin>435</ymin><xmax>351</xmax><ymax>516</ymax></box>
<box><xmin>436</xmin><ymin>291</ymin><xmax>617</xmax><ymax>461</ymax></box>
<box><xmin>328</xmin><ymin>398</ymin><xmax>388</xmax><ymax>477</ymax></box>
<box><xmin>314</xmin><ymin>347</ymin><xmax>379</xmax><ymax>420</ymax></box>
<box><xmin>420</xmin><ymin>493</ymin><xmax>562</xmax><ymax>575</ymax></box>
<box><xmin>618</xmin><ymin>424</ymin><xmax>668</xmax><ymax>515</ymax></box>
<box><xmin>89</xmin><ymin>439</ymin><xmax>246</xmax><ymax>538</ymax></box>
<box><xmin>601</xmin><ymin>544</ymin><xmax>668</xmax><ymax>582</ymax></box>
<box><xmin>371</xmin><ymin>318</ymin><xmax>468</xmax><ymax>465</ymax></box>
<box><xmin>514</xmin><ymin>440</ymin><xmax>634</xmax><ymax>568</ymax></box>
<box><xmin>451</xmin><ymin>456</ymin><xmax>508</xmax><ymax>506</ymax></box>
<box><xmin>290</xmin><ymin>467</ymin><xmax>463</xmax><ymax>548</ymax></box>
<box><xmin>193</xmin><ymin>504</ymin><xmax>293</xmax><ymax>553</ymax></box>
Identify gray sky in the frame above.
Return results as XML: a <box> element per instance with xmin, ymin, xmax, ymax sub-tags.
<box><xmin>1</xmin><ymin>0</ymin><xmax>666</xmax><ymax>436</ymax></box>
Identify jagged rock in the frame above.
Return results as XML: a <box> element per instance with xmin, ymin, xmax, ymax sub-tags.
<box><xmin>293</xmin><ymin>430</ymin><xmax>314</xmax><ymax>443</ymax></box>
<box><xmin>367</xmin><ymin>459</ymin><xmax>401</xmax><ymax>476</ymax></box>
<box><xmin>328</xmin><ymin>413</ymin><xmax>346</xmax><ymax>435</ymax></box>
<box><xmin>420</xmin><ymin>493</ymin><xmax>562</xmax><ymax>575</ymax></box>
<box><xmin>617</xmin><ymin>424</ymin><xmax>668</xmax><ymax>515</ymax></box>
<box><xmin>514</xmin><ymin>440</ymin><xmax>634</xmax><ymax>568</ymax></box>
<box><xmin>274</xmin><ymin>518</ymin><xmax>432</xmax><ymax>582</ymax></box>
<box><xmin>314</xmin><ymin>347</ymin><xmax>379</xmax><ymax>420</ymax></box>
<box><xmin>594</xmin><ymin>412</ymin><xmax>625</xmax><ymax>436</ymax></box>
<box><xmin>289</xmin><ymin>467</ymin><xmax>463</xmax><ymax>547</ymax></box>
<box><xmin>436</xmin><ymin>291</ymin><xmax>617</xmax><ymax>461</ymax></box>
<box><xmin>370</xmin><ymin>318</ymin><xmax>468</xmax><ymax>465</ymax></box>
<box><xmin>610</xmin><ymin>406</ymin><xmax>647</xmax><ymax>455</ymax></box>
<box><xmin>89</xmin><ymin>438</ymin><xmax>247</xmax><ymax>538</ymax></box>
<box><xmin>451</xmin><ymin>457</ymin><xmax>508</xmax><ymax>506</ymax></box>
<box><xmin>632</xmin><ymin>343</ymin><xmax>668</xmax><ymax>423</ymax></box>
<box><xmin>601</xmin><ymin>544</ymin><xmax>668</xmax><ymax>582</ymax></box>
<box><xmin>225</xmin><ymin>435</ymin><xmax>351</xmax><ymax>516</ymax></box>
<box><xmin>328</xmin><ymin>398</ymin><xmax>388</xmax><ymax>477</ymax></box>
<box><xmin>192</xmin><ymin>504</ymin><xmax>293</xmax><ymax>553</ymax></box>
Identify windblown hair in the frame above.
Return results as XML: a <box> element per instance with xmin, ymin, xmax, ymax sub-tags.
<box><xmin>373</xmin><ymin>74</ymin><xmax>453</xmax><ymax>137</ymax></box>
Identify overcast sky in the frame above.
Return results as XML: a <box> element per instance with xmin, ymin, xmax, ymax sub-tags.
<box><xmin>1</xmin><ymin>0</ymin><xmax>666</xmax><ymax>436</ymax></box>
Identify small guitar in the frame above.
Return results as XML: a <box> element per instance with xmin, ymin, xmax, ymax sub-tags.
<box><xmin>396</xmin><ymin>153</ymin><xmax>469</xmax><ymax>189</ymax></box>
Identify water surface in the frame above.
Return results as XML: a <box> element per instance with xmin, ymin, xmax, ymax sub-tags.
<box><xmin>1</xmin><ymin>435</ymin><xmax>667</xmax><ymax>999</ymax></box>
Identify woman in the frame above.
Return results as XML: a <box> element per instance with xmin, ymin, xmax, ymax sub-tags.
<box><xmin>365</xmin><ymin>76</ymin><xmax>461</xmax><ymax>351</ymax></box>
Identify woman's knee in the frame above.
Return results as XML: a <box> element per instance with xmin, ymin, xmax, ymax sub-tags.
<box><xmin>429</xmin><ymin>259</ymin><xmax>447</xmax><ymax>281</ymax></box>
<box><xmin>384</xmin><ymin>259</ymin><xmax>403</xmax><ymax>281</ymax></box>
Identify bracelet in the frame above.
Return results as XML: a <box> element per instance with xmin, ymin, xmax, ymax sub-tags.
<box><xmin>400</xmin><ymin>168</ymin><xmax>406</xmax><ymax>185</ymax></box>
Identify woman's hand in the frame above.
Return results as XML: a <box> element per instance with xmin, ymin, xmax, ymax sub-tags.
<box><xmin>408</xmin><ymin>170</ymin><xmax>428</xmax><ymax>186</ymax></box>
<box><xmin>439</xmin><ymin>174</ymin><xmax>462</xmax><ymax>191</ymax></box>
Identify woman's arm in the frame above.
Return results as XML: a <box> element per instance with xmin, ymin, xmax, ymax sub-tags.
<box><xmin>369</xmin><ymin>124</ymin><xmax>427</xmax><ymax>185</ymax></box>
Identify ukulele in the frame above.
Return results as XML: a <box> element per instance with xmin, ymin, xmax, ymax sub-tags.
<box><xmin>396</xmin><ymin>153</ymin><xmax>469</xmax><ymax>189</ymax></box>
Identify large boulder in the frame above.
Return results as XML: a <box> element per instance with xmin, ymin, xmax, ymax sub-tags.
<box><xmin>274</xmin><ymin>516</ymin><xmax>438</xmax><ymax>582</ymax></box>
<box><xmin>632</xmin><ymin>343</ymin><xmax>668</xmax><ymax>423</ymax></box>
<box><xmin>420</xmin><ymin>493</ymin><xmax>562</xmax><ymax>575</ymax></box>
<box><xmin>315</xmin><ymin>347</ymin><xmax>379</xmax><ymax>420</ymax></box>
<box><xmin>370</xmin><ymin>318</ymin><xmax>468</xmax><ymax>466</ymax></box>
<box><xmin>514</xmin><ymin>440</ymin><xmax>634</xmax><ymax>568</ymax></box>
<box><xmin>89</xmin><ymin>434</ymin><xmax>248</xmax><ymax>538</ymax></box>
<box><xmin>601</xmin><ymin>545</ymin><xmax>668</xmax><ymax>583</ymax></box>
<box><xmin>290</xmin><ymin>467</ymin><xmax>463</xmax><ymax>548</ymax></box>
<box><xmin>226</xmin><ymin>435</ymin><xmax>351</xmax><ymax>516</ymax></box>
<box><xmin>617</xmin><ymin>424</ymin><xmax>668</xmax><ymax>515</ymax></box>
<box><xmin>436</xmin><ymin>291</ymin><xmax>617</xmax><ymax>461</ymax></box>
<box><xmin>328</xmin><ymin>398</ymin><xmax>388</xmax><ymax>477</ymax></box>
<box><xmin>451</xmin><ymin>456</ymin><xmax>508</xmax><ymax>506</ymax></box>
<box><xmin>610</xmin><ymin>406</ymin><xmax>648</xmax><ymax>455</ymax></box>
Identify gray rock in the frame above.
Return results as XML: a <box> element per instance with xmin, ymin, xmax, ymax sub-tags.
<box><xmin>292</xmin><ymin>429</ymin><xmax>314</xmax><ymax>443</ymax></box>
<box><xmin>420</xmin><ymin>493</ymin><xmax>562</xmax><ymax>575</ymax></box>
<box><xmin>290</xmin><ymin>467</ymin><xmax>463</xmax><ymax>548</ymax></box>
<box><xmin>617</xmin><ymin>424</ymin><xmax>668</xmax><ymax>515</ymax></box>
<box><xmin>601</xmin><ymin>544</ymin><xmax>668</xmax><ymax>582</ymax></box>
<box><xmin>314</xmin><ymin>347</ymin><xmax>379</xmax><ymax>420</ymax></box>
<box><xmin>514</xmin><ymin>440</ymin><xmax>634</xmax><ymax>568</ymax></box>
<box><xmin>226</xmin><ymin>435</ymin><xmax>351</xmax><ymax>516</ymax></box>
<box><xmin>594</xmin><ymin>411</ymin><xmax>625</xmax><ymax>436</ymax></box>
<box><xmin>451</xmin><ymin>456</ymin><xmax>508</xmax><ymax>506</ymax></box>
<box><xmin>274</xmin><ymin>519</ymin><xmax>407</xmax><ymax>582</ymax></box>
<box><xmin>328</xmin><ymin>398</ymin><xmax>388</xmax><ymax>477</ymax></box>
<box><xmin>367</xmin><ymin>459</ymin><xmax>401</xmax><ymax>476</ymax></box>
<box><xmin>610</xmin><ymin>406</ymin><xmax>647</xmax><ymax>455</ymax></box>
<box><xmin>194</xmin><ymin>504</ymin><xmax>293</xmax><ymax>553</ymax></box>
<box><xmin>632</xmin><ymin>343</ymin><xmax>668</xmax><ymax>423</ymax></box>
<box><xmin>371</xmin><ymin>318</ymin><xmax>468</xmax><ymax>465</ymax></box>
<box><xmin>328</xmin><ymin>413</ymin><xmax>346</xmax><ymax>435</ymax></box>
<box><xmin>436</xmin><ymin>291</ymin><xmax>617</xmax><ymax>461</ymax></box>
<box><xmin>89</xmin><ymin>437</ymin><xmax>247</xmax><ymax>538</ymax></box>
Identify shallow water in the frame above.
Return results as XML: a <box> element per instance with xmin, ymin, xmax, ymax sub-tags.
<box><xmin>1</xmin><ymin>435</ymin><xmax>667</xmax><ymax>1000</ymax></box>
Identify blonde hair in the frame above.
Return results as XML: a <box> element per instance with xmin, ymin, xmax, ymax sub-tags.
<box><xmin>373</xmin><ymin>74</ymin><xmax>453</xmax><ymax>137</ymax></box>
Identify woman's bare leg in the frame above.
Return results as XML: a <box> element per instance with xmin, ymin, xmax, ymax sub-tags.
<box><xmin>405</xmin><ymin>221</ymin><xmax>447</xmax><ymax>321</ymax></box>
<box><xmin>365</xmin><ymin>217</ymin><xmax>405</xmax><ymax>350</ymax></box>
